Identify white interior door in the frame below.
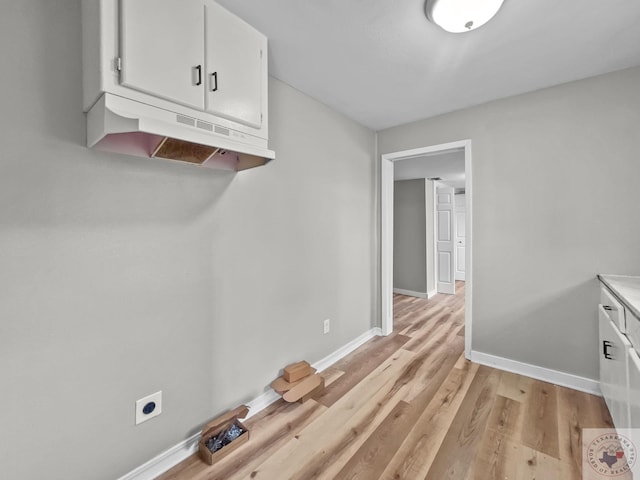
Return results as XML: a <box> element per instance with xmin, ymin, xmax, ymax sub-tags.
<box><xmin>436</xmin><ymin>185</ymin><xmax>455</xmax><ymax>295</ymax></box>
<box><xmin>455</xmin><ymin>194</ymin><xmax>466</xmax><ymax>281</ymax></box>
<box><xmin>120</xmin><ymin>0</ymin><xmax>205</xmax><ymax>110</ymax></box>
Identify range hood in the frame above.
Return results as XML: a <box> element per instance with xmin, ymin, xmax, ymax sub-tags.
<box><xmin>86</xmin><ymin>94</ymin><xmax>275</xmax><ymax>171</ymax></box>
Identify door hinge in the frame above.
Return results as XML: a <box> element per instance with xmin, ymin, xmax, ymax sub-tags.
<box><xmin>260</xmin><ymin>49</ymin><xmax>263</xmax><ymax>59</ymax></box>
<box><xmin>260</xmin><ymin>113</ymin><xmax>263</xmax><ymax>124</ymax></box>
<box><xmin>116</xmin><ymin>57</ymin><xmax>122</xmax><ymax>72</ymax></box>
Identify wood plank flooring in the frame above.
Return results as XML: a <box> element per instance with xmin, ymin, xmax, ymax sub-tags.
<box><xmin>158</xmin><ymin>282</ymin><xmax>614</xmax><ymax>480</ymax></box>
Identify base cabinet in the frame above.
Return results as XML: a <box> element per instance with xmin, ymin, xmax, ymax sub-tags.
<box><xmin>629</xmin><ymin>349</ymin><xmax>640</xmax><ymax>449</ymax></box>
<box><xmin>599</xmin><ymin>304</ymin><xmax>631</xmax><ymax>430</ymax></box>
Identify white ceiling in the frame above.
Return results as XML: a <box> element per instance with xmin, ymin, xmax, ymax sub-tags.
<box><xmin>216</xmin><ymin>0</ymin><xmax>640</xmax><ymax>131</ymax></box>
<box><xmin>394</xmin><ymin>149</ymin><xmax>465</xmax><ymax>188</ymax></box>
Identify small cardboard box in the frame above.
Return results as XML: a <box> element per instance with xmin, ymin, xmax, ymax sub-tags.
<box><xmin>283</xmin><ymin>360</ymin><xmax>313</xmax><ymax>383</ymax></box>
<box><xmin>198</xmin><ymin>405</ymin><xmax>250</xmax><ymax>465</ymax></box>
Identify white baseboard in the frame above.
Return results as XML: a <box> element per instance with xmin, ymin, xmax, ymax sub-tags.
<box><xmin>116</xmin><ymin>433</ymin><xmax>201</xmax><ymax>480</ymax></box>
<box><xmin>312</xmin><ymin>327</ymin><xmax>382</xmax><ymax>372</ymax></box>
<box><xmin>244</xmin><ymin>389</ymin><xmax>282</xmax><ymax>419</ymax></box>
<box><xmin>470</xmin><ymin>350</ymin><xmax>601</xmax><ymax>396</ymax></box>
<box><xmin>118</xmin><ymin>327</ymin><xmax>382</xmax><ymax>480</ymax></box>
<box><xmin>427</xmin><ymin>289</ymin><xmax>437</xmax><ymax>299</ymax></box>
<box><xmin>393</xmin><ymin>288</ymin><xmax>427</xmax><ymax>299</ymax></box>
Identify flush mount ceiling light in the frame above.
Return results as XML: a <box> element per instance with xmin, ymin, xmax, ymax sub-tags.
<box><xmin>425</xmin><ymin>0</ymin><xmax>505</xmax><ymax>33</ymax></box>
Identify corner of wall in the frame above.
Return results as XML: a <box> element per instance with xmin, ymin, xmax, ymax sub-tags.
<box><xmin>373</xmin><ymin>130</ymin><xmax>382</xmax><ymax>330</ymax></box>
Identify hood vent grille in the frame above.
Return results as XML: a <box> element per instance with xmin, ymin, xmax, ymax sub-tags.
<box><xmin>176</xmin><ymin>114</ymin><xmax>195</xmax><ymax>127</ymax></box>
<box><xmin>197</xmin><ymin>120</ymin><xmax>213</xmax><ymax>132</ymax></box>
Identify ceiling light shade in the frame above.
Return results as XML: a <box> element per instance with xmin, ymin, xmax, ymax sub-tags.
<box><xmin>426</xmin><ymin>0</ymin><xmax>505</xmax><ymax>33</ymax></box>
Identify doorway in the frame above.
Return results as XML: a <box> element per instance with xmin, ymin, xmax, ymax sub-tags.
<box><xmin>381</xmin><ymin>139</ymin><xmax>472</xmax><ymax>359</ymax></box>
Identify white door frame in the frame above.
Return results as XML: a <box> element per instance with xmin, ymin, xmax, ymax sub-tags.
<box><xmin>381</xmin><ymin>139</ymin><xmax>473</xmax><ymax>359</ymax></box>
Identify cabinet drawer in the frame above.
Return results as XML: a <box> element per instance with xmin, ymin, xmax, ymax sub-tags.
<box><xmin>626</xmin><ymin>311</ymin><xmax>640</xmax><ymax>353</ymax></box>
<box><xmin>601</xmin><ymin>284</ymin><xmax>627</xmax><ymax>333</ymax></box>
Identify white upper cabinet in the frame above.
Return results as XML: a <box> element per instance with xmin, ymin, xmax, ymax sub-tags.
<box><xmin>120</xmin><ymin>0</ymin><xmax>205</xmax><ymax>110</ymax></box>
<box><xmin>82</xmin><ymin>0</ymin><xmax>270</xmax><ymax>147</ymax></box>
<box><xmin>118</xmin><ymin>0</ymin><xmax>265</xmax><ymax>128</ymax></box>
<box><xmin>205</xmin><ymin>2</ymin><xmax>265</xmax><ymax>128</ymax></box>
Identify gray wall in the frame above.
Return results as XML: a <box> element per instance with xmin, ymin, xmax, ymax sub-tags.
<box><xmin>379</xmin><ymin>66</ymin><xmax>640</xmax><ymax>380</ymax></box>
<box><xmin>394</xmin><ymin>179</ymin><xmax>427</xmax><ymax>294</ymax></box>
<box><xmin>0</xmin><ymin>2</ymin><xmax>376</xmax><ymax>479</ymax></box>
<box><xmin>426</xmin><ymin>180</ymin><xmax>435</xmax><ymax>294</ymax></box>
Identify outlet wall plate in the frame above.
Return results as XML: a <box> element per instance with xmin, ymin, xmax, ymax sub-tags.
<box><xmin>323</xmin><ymin>319</ymin><xmax>330</xmax><ymax>334</ymax></box>
<box><xmin>135</xmin><ymin>391</ymin><xmax>162</xmax><ymax>425</ymax></box>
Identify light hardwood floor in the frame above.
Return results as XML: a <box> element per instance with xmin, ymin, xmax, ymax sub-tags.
<box><xmin>158</xmin><ymin>282</ymin><xmax>614</xmax><ymax>480</ymax></box>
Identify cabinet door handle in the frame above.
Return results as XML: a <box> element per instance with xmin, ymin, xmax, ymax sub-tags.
<box><xmin>603</xmin><ymin>340</ymin><xmax>614</xmax><ymax>360</ymax></box>
<box><xmin>603</xmin><ymin>305</ymin><xmax>613</xmax><ymax>311</ymax></box>
<box><xmin>195</xmin><ymin>65</ymin><xmax>202</xmax><ymax>86</ymax></box>
<box><xmin>211</xmin><ymin>72</ymin><xmax>218</xmax><ymax>92</ymax></box>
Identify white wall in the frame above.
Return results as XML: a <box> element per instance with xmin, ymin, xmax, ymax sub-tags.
<box><xmin>0</xmin><ymin>2</ymin><xmax>376</xmax><ymax>479</ymax></box>
<box><xmin>379</xmin><ymin>66</ymin><xmax>640</xmax><ymax>380</ymax></box>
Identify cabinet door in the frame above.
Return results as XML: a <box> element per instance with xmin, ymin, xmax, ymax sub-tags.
<box><xmin>629</xmin><ymin>349</ymin><xmax>640</xmax><ymax>456</ymax></box>
<box><xmin>120</xmin><ymin>0</ymin><xmax>205</xmax><ymax>110</ymax></box>
<box><xmin>629</xmin><ymin>349</ymin><xmax>640</xmax><ymax>426</ymax></box>
<box><xmin>205</xmin><ymin>1</ymin><xmax>264</xmax><ymax>129</ymax></box>
<box><xmin>599</xmin><ymin>305</ymin><xmax>631</xmax><ymax>430</ymax></box>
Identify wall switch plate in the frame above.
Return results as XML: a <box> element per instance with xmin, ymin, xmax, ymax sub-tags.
<box><xmin>135</xmin><ymin>391</ymin><xmax>162</xmax><ymax>425</ymax></box>
<box><xmin>323</xmin><ymin>319</ymin><xmax>330</xmax><ymax>334</ymax></box>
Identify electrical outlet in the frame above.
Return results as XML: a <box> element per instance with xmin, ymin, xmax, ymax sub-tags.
<box><xmin>135</xmin><ymin>391</ymin><xmax>162</xmax><ymax>425</ymax></box>
<box><xmin>323</xmin><ymin>318</ymin><xmax>330</xmax><ymax>334</ymax></box>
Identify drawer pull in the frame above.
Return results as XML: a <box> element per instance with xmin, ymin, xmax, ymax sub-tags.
<box><xmin>211</xmin><ymin>71</ymin><xmax>218</xmax><ymax>92</ymax></box>
<box><xmin>603</xmin><ymin>340</ymin><xmax>614</xmax><ymax>360</ymax></box>
<box><xmin>603</xmin><ymin>305</ymin><xmax>613</xmax><ymax>311</ymax></box>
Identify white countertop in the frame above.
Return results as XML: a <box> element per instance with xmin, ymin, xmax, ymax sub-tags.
<box><xmin>598</xmin><ymin>274</ymin><xmax>640</xmax><ymax>319</ymax></box>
